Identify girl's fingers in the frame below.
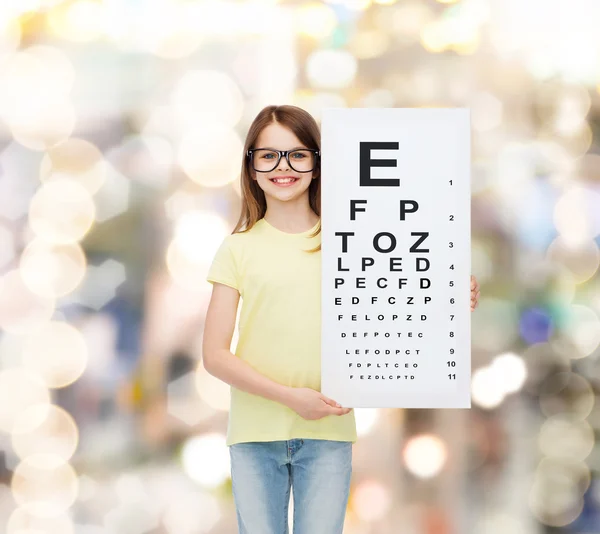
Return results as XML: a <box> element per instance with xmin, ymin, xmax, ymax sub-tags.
<box><xmin>321</xmin><ymin>395</ymin><xmax>341</xmax><ymax>408</ymax></box>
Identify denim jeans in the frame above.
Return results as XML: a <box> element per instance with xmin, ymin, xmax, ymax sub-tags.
<box><xmin>229</xmin><ymin>438</ymin><xmax>353</xmax><ymax>534</ymax></box>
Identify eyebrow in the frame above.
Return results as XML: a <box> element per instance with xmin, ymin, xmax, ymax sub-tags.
<box><xmin>257</xmin><ymin>145</ymin><xmax>308</xmax><ymax>151</ymax></box>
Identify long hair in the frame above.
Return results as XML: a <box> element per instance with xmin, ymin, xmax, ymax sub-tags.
<box><xmin>231</xmin><ymin>104</ymin><xmax>321</xmax><ymax>253</ymax></box>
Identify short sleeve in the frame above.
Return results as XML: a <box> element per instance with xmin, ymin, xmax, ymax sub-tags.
<box><xmin>206</xmin><ymin>236</ymin><xmax>240</xmax><ymax>291</ymax></box>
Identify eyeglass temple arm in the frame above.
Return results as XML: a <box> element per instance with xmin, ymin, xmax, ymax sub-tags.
<box><xmin>246</xmin><ymin>149</ymin><xmax>320</xmax><ymax>156</ymax></box>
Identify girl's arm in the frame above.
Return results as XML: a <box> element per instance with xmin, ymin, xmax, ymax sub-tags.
<box><xmin>203</xmin><ymin>283</ymin><xmax>352</xmax><ymax>419</ymax></box>
<box><xmin>202</xmin><ymin>282</ymin><xmax>293</xmax><ymax>406</ymax></box>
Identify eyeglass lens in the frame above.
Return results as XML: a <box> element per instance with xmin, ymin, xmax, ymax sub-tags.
<box><xmin>251</xmin><ymin>149</ymin><xmax>317</xmax><ymax>173</ymax></box>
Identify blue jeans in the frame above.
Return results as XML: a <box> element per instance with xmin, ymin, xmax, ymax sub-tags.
<box><xmin>229</xmin><ymin>438</ymin><xmax>353</xmax><ymax>534</ymax></box>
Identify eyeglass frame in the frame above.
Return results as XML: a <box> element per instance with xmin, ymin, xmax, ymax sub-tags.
<box><xmin>246</xmin><ymin>148</ymin><xmax>320</xmax><ymax>173</ymax></box>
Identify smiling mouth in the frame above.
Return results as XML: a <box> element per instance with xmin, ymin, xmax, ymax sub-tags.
<box><xmin>270</xmin><ymin>177</ymin><xmax>299</xmax><ymax>185</ymax></box>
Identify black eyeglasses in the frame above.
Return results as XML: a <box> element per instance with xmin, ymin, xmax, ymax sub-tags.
<box><xmin>247</xmin><ymin>148</ymin><xmax>320</xmax><ymax>173</ymax></box>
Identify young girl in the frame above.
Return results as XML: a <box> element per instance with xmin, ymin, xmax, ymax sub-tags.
<box><xmin>202</xmin><ymin>104</ymin><xmax>480</xmax><ymax>534</ymax></box>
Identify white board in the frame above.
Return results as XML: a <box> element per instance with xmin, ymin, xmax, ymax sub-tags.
<box><xmin>320</xmin><ymin>108</ymin><xmax>471</xmax><ymax>408</ymax></box>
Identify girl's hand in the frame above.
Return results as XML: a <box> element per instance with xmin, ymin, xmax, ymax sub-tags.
<box><xmin>284</xmin><ymin>387</ymin><xmax>352</xmax><ymax>420</ymax></box>
<box><xmin>471</xmin><ymin>275</ymin><xmax>480</xmax><ymax>312</ymax></box>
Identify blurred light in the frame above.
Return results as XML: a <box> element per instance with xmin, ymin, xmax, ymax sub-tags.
<box><xmin>408</xmin><ymin>68</ymin><xmax>440</xmax><ymax>102</ymax></box>
<box><xmin>471</xmin><ymin>240</ymin><xmax>494</xmax><ymax>284</ymax></box>
<box><xmin>22</xmin><ymin>321</ymin><xmax>88</xmax><ymax>388</ymax></box>
<box><xmin>61</xmin><ymin>259</ymin><xmax>126</xmax><ymax>311</ymax></box>
<box><xmin>295</xmin><ymin>3</ymin><xmax>337</xmax><ymax>38</ymax></box>
<box><xmin>354</xmin><ymin>408</ymin><xmax>380</xmax><ymax>436</ymax></box>
<box><xmin>11</xmin><ymin>454</ymin><xmax>78</xmax><ymax>515</ymax></box>
<box><xmin>529</xmin><ymin>457</ymin><xmax>589</xmax><ymax>527</ymax></box>
<box><xmin>490</xmin><ymin>352</ymin><xmax>527</xmax><ymax>394</ymax></box>
<box><xmin>422</xmin><ymin>3</ymin><xmax>483</xmax><ymax>54</ymax></box>
<box><xmin>324</xmin><ymin>0</ymin><xmax>372</xmax><ymax>10</ymax></box>
<box><xmin>471</xmin><ymin>366</ymin><xmax>505</xmax><ymax>409</ymax></box>
<box><xmin>0</xmin><ymin>142</ymin><xmax>45</xmax><ymax>222</ymax></box>
<box><xmin>471</xmin><ymin>297</ymin><xmax>520</xmax><ymax>351</ymax></box>
<box><xmin>105</xmin><ymin>134</ymin><xmax>174</xmax><ymax>190</ymax></box>
<box><xmin>539</xmin><ymin>415</ymin><xmax>594</xmax><ymax>461</ymax></box>
<box><xmin>0</xmin><ymin>45</ymin><xmax>76</xmax><ymax>150</ymax></box>
<box><xmin>168</xmin><ymin>0</ymin><xmax>287</xmax><ymax>38</ymax></box>
<box><xmin>293</xmin><ymin>90</ymin><xmax>347</xmax><ymax>123</ymax></box>
<box><xmin>0</xmin><ymin>270</ymin><xmax>55</xmax><ymax>334</ymax></box>
<box><xmin>181</xmin><ymin>433</ymin><xmax>230</xmax><ymax>489</ymax></box>
<box><xmin>29</xmin><ymin>179</ymin><xmax>96</xmax><ymax>245</ymax></box>
<box><xmin>171</xmin><ymin>70</ymin><xmax>244</xmax><ymax>130</ymax></box>
<box><xmin>518</xmin><ymin>261</ymin><xmax>577</xmax><ymax>311</ymax></box>
<box><xmin>522</xmin><ymin>342</ymin><xmax>570</xmax><ymax>396</ymax></box>
<box><xmin>358</xmin><ymin>89</ymin><xmax>395</xmax><ymax>108</ymax></box>
<box><xmin>470</xmin><ymin>91</ymin><xmax>503</xmax><ymax>132</ymax></box>
<box><xmin>11</xmin><ymin>404</ymin><xmax>79</xmax><ymax>465</ymax></box>
<box><xmin>489</xmin><ymin>0</ymin><xmax>600</xmax><ymax>84</ymax></box>
<box><xmin>0</xmin><ymin>368</ymin><xmax>50</xmax><ymax>434</ymax></box>
<box><xmin>538</xmin><ymin>372</ymin><xmax>595</xmax><ymax>420</ymax></box>
<box><xmin>562</xmin><ymin>305</ymin><xmax>600</xmax><ymax>358</ymax></box>
<box><xmin>0</xmin><ymin>333</ymin><xmax>26</xmax><ymax>372</ymax></box>
<box><xmin>350</xmin><ymin>30</ymin><xmax>391</xmax><ymax>59</ymax></box>
<box><xmin>0</xmin><ymin>223</ymin><xmax>16</xmax><ymax>269</ymax></box>
<box><xmin>40</xmin><ymin>138</ymin><xmax>106</xmax><ymax>195</ymax></box>
<box><xmin>306</xmin><ymin>49</ymin><xmax>357</xmax><ymax>90</ymax></box>
<box><xmin>537</xmin><ymin>140</ymin><xmax>577</xmax><ymax>187</ymax></box>
<box><xmin>0</xmin><ymin>45</ymin><xmax>74</xmax><ymax>98</ymax></box>
<box><xmin>402</xmin><ymin>433</ymin><xmax>447</xmax><ymax>478</ymax></box>
<box><xmin>195</xmin><ymin>363</ymin><xmax>231</xmax><ymax>412</ymax></box>
<box><xmin>168</xmin><ymin>371</ymin><xmax>217</xmax><ymax>426</ymax></box>
<box><xmin>162</xmin><ymin>490</ymin><xmax>221</xmax><ymax>534</ymax></box>
<box><xmin>519</xmin><ymin>307</ymin><xmax>553</xmax><ymax>345</ymax></box>
<box><xmin>546</xmin><ymin>237</ymin><xmax>599</xmax><ymax>285</ymax></box>
<box><xmin>92</xmin><ymin>164</ymin><xmax>131</xmax><ymax>223</ymax></box>
<box><xmin>114</xmin><ymin>473</ymin><xmax>151</xmax><ymax>504</ymax></box>
<box><xmin>196</xmin><ymin>364</ymin><xmax>234</xmax><ymax>411</ymax></box>
<box><xmin>133</xmin><ymin>1</ymin><xmax>205</xmax><ymax>59</ymax></box>
<box><xmin>7</xmin><ymin>507</ymin><xmax>75</xmax><ymax>534</ymax></box>
<box><xmin>493</xmin><ymin>143</ymin><xmax>538</xmax><ymax>222</ymax></box>
<box><xmin>104</xmin><ymin>501</ymin><xmax>160</xmax><ymax>534</ymax></box>
<box><xmin>164</xmin><ymin>189</ymin><xmax>201</xmax><ymax>222</ymax></box>
<box><xmin>554</xmin><ymin>185</ymin><xmax>600</xmax><ymax>244</ymax></box>
<box><xmin>20</xmin><ymin>239</ymin><xmax>86</xmax><ymax>299</ymax></box>
<box><xmin>0</xmin><ymin>2</ymin><xmax>39</xmax><ymax>24</ymax></box>
<box><xmin>76</xmin><ymin>313</ymin><xmax>118</xmax><ymax>378</ymax></box>
<box><xmin>388</xmin><ymin>3</ymin><xmax>434</xmax><ymax>42</ymax></box>
<box><xmin>178</xmin><ymin>127</ymin><xmax>243</xmax><ymax>188</ymax></box>
<box><xmin>539</xmin><ymin>121</ymin><xmax>593</xmax><ymax>159</ymax></box>
<box><xmin>0</xmin><ymin>16</ymin><xmax>21</xmax><ymax>59</ymax></box>
<box><xmin>578</xmin><ymin>153</ymin><xmax>600</xmax><ymax>184</ymax></box>
<box><xmin>167</xmin><ymin>244</ymin><xmax>212</xmax><ymax>292</ymax></box>
<box><xmin>173</xmin><ymin>211</ymin><xmax>230</xmax><ymax>265</ymax></box>
<box><xmin>352</xmin><ymin>479</ymin><xmax>391</xmax><ymax>521</ymax></box>
<box><xmin>474</xmin><ymin>512</ymin><xmax>527</xmax><ymax>534</ymax></box>
<box><xmin>140</xmin><ymin>104</ymin><xmax>179</xmax><ymax>144</ymax></box>
<box><xmin>46</xmin><ymin>0</ymin><xmax>105</xmax><ymax>42</ymax></box>
<box><xmin>552</xmin><ymin>89</ymin><xmax>591</xmax><ymax>136</ymax></box>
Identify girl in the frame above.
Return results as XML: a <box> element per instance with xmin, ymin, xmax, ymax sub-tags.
<box><xmin>202</xmin><ymin>104</ymin><xmax>480</xmax><ymax>534</ymax></box>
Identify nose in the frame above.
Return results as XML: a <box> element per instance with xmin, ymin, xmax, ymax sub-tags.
<box><xmin>277</xmin><ymin>151</ymin><xmax>290</xmax><ymax>171</ymax></box>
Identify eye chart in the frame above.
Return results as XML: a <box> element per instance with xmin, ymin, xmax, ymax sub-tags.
<box><xmin>320</xmin><ymin>108</ymin><xmax>471</xmax><ymax>408</ymax></box>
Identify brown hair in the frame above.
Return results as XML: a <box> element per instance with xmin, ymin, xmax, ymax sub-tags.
<box><xmin>231</xmin><ymin>104</ymin><xmax>321</xmax><ymax>253</ymax></box>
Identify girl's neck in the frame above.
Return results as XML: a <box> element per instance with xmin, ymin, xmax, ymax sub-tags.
<box><xmin>263</xmin><ymin>209</ymin><xmax>319</xmax><ymax>234</ymax></box>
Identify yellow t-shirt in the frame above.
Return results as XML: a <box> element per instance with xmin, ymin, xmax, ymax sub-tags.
<box><xmin>206</xmin><ymin>217</ymin><xmax>357</xmax><ymax>446</ymax></box>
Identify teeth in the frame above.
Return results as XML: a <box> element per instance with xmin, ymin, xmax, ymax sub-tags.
<box><xmin>273</xmin><ymin>178</ymin><xmax>296</xmax><ymax>183</ymax></box>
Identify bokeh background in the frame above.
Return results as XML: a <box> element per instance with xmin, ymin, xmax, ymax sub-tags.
<box><xmin>1</xmin><ymin>0</ymin><xmax>600</xmax><ymax>533</ymax></box>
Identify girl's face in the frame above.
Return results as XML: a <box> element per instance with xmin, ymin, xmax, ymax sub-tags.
<box><xmin>250</xmin><ymin>122</ymin><xmax>317</xmax><ymax>203</ymax></box>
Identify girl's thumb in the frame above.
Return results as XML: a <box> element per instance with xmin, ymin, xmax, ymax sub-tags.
<box><xmin>321</xmin><ymin>395</ymin><xmax>341</xmax><ymax>408</ymax></box>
